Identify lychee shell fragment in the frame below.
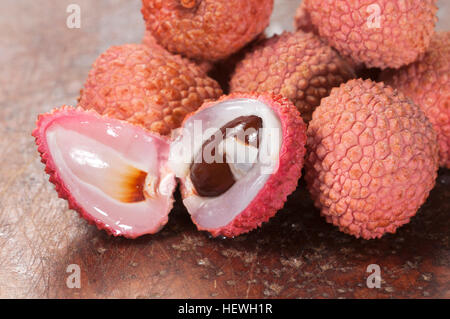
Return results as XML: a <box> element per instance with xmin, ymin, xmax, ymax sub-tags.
<box><xmin>305</xmin><ymin>79</ymin><xmax>439</xmax><ymax>239</ymax></box>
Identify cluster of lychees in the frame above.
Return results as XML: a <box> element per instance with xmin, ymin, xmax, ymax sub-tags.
<box><xmin>34</xmin><ymin>1</ymin><xmax>448</xmax><ymax>240</ymax></box>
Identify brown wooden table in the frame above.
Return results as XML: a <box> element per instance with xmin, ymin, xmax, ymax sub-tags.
<box><xmin>0</xmin><ymin>0</ymin><xmax>449</xmax><ymax>299</ymax></box>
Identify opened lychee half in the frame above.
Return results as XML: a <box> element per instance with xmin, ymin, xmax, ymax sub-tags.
<box><xmin>33</xmin><ymin>106</ymin><xmax>177</xmax><ymax>238</ymax></box>
<box><xmin>170</xmin><ymin>93</ymin><xmax>307</xmax><ymax>237</ymax></box>
<box><xmin>33</xmin><ymin>93</ymin><xmax>306</xmax><ymax>238</ymax></box>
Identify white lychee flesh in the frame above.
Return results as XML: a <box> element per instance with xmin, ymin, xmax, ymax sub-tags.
<box><xmin>43</xmin><ymin>111</ymin><xmax>176</xmax><ymax>237</ymax></box>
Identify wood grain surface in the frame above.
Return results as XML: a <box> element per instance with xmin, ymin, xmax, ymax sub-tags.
<box><xmin>0</xmin><ymin>0</ymin><xmax>449</xmax><ymax>299</ymax></box>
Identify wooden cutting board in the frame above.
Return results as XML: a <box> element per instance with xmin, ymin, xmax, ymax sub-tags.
<box><xmin>0</xmin><ymin>0</ymin><xmax>448</xmax><ymax>298</ymax></box>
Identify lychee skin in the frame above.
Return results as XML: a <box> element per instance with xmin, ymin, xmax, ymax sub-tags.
<box><xmin>142</xmin><ymin>30</ymin><xmax>213</xmax><ymax>74</ymax></box>
<box><xmin>79</xmin><ymin>44</ymin><xmax>222</xmax><ymax>135</ymax></box>
<box><xmin>303</xmin><ymin>0</ymin><xmax>438</xmax><ymax>69</ymax></box>
<box><xmin>294</xmin><ymin>1</ymin><xmax>315</xmax><ymax>34</ymax></box>
<box><xmin>182</xmin><ymin>93</ymin><xmax>307</xmax><ymax>238</ymax></box>
<box><xmin>208</xmin><ymin>34</ymin><xmax>266</xmax><ymax>94</ymax></box>
<box><xmin>381</xmin><ymin>32</ymin><xmax>450</xmax><ymax>168</ymax></box>
<box><xmin>293</xmin><ymin>3</ymin><xmax>365</xmax><ymax>74</ymax></box>
<box><xmin>141</xmin><ymin>0</ymin><xmax>273</xmax><ymax>62</ymax></box>
<box><xmin>305</xmin><ymin>79</ymin><xmax>439</xmax><ymax>239</ymax></box>
<box><xmin>141</xmin><ymin>29</ymin><xmax>170</xmax><ymax>56</ymax></box>
<box><xmin>230</xmin><ymin>31</ymin><xmax>355</xmax><ymax>123</ymax></box>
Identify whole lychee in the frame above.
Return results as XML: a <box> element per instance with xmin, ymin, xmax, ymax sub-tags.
<box><xmin>141</xmin><ymin>0</ymin><xmax>274</xmax><ymax>62</ymax></box>
<box><xmin>381</xmin><ymin>32</ymin><xmax>450</xmax><ymax>168</ymax></box>
<box><xmin>79</xmin><ymin>44</ymin><xmax>222</xmax><ymax>135</ymax></box>
<box><xmin>302</xmin><ymin>0</ymin><xmax>438</xmax><ymax>69</ymax></box>
<box><xmin>230</xmin><ymin>31</ymin><xmax>355</xmax><ymax>123</ymax></box>
<box><xmin>305</xmin><ymin>79</ymin><xmax>439</xmax><ymax>239</ymax></box>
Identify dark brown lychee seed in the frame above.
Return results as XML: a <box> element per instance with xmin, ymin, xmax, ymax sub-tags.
<box><xmin>190</xmin><ymin>115</ymin><xmax>262</xmax><ymax>197</ymax></box>
<box><xmin>190</xmin><ymin>158</ymin><xmax>234</xmax><ymax>197</ymax></box>
<box><xmin>223</xmin><ymin>115</ymin><xmax>262</xmax><ymax>147</ymax></box>
<box><xmin>127</xmin><ymin>170</ymin><xmax>148</xmax><ymax>203</ymax></box>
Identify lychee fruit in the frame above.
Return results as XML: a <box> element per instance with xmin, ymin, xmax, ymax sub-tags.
<box><xmin>381</xmin><ymin>31</ymin><xmax>450</xmax><ymax>168</ymax></box>
<box><xmin>170</xmin><ymin>92</ymin><xmax>307</xmax><ymax>237</ymax></box>
<box><xmin>141</xmin><ymin>0</ymin><xmax>274</xmax><ymax>62</ymax></box>
<box><xmin>78</xmin><ymin>44</ymin><xmax>222</xmax><ymax>135</ymax></box>
<box><xmin>302</xmin><ymin>0</ymin><xmax>438</xmax><ymax>69</ymax></box>
<box><xmin>230</xmin><ymin>31</ymin><xmax>355</xmax><ymax>123</ymax></box>
<box><xmin>32</xmin><ymin>106</ymin><xmax>177</xmax><ymax>238</ymax></box>
<box><xmin>305</xmin><ymin>79</ymin><xmax>439</xmax><ymax>239</ymax></box>
<box><xmin>34</xmin><ymin>93</ymin><xmax>306</xmax><ymax>239</ymax></box>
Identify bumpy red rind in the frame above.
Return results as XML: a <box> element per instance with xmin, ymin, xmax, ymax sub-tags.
<box><xmin>181</xmin><ymin>92</ymin><xmax>307</xmax><ymax>237</ymax></box>
<box><xmin>141</xmin><ymin>0</ymin><xmax>274</xmax><ymax>62</ymax></box>
<box><xmin>294</xmin><ymin>1</ymin><xmax>316</xmax><ymax>34</ymax></box>
<box><xmin>303</xmin><ymin>0</ymin><xmax>438</xmax><ymax>69</ymax></box>
<box><xmin>381</xmin><ymin>32</ymin><xmax>450</xmax><ymax>168</ymax></box>
<box><xmin>141</xmin><ymin>30</ymin><xmax>213</xmax><ymax>74</ymax></box>
<box><xmin>306</xmin><ymin>79</ymin><xmax>439</xmax><ymax>239</ymax></box>
<box><xmin>230</xmin><ymin>31</ymin><xmax>355</xmax><ymax>123</ymax></box>
<box><xmin>32</xmin><ymin>106</ymin><xmax>173</xmax><ymax>239</ymax></box>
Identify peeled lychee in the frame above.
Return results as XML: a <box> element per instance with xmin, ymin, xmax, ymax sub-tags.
<box><xmin>32</xmin><ymin>106</ymin><xmax>177</xmax><ymax>238</ymax></box>
<box><xmin>302</xmin><ymin>0</ymin><xmax>438</xmax><ymax>69</ymax></box>
<box><xmin>381</xmin><ymin>32</ymin><xmax>450</xmax><ymax>168</ymax></box>
<box><xmin>230</xmin><ymin>31</ymin><xmax>355</xmax><ymax>123</ymax></box>
<box><xmin>79</xmin><ymin>44</ymin><xmax>222</xmax><ymax>135</ymax></box>
<box><xmin>305</xmin><ymin>79</ymin><xmax>439</xmax><ymax>239</ymax></box>
<box><xmin>141</xmin><ymin>0</ymin><xmax>274</xmax><ymax>62</ymax></box>
<box><xmin>170</xmin><ymin>92</ymin><xmax>307</xmax><ymax>237</ymax></box>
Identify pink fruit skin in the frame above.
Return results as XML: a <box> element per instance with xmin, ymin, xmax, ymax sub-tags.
<box><xmin>230</xmin><ymin>31</ymin><xmax>355</xmax><ymax>123</ymax></box>
<box><xmin>141</xmin><ymin>0</ymin><xmax>274</xmax><ymax>62</ymax></box>
<box><xmin>306</xmin><ymin>79</ymin><xmax>439</xmax><ymax>239</ymax></box>
<box><xmin>381</xmin><ymin>32</ymin><xmax>450</xmax><ymax>168</ymax></box>
<box><xmin>32</xmin><ymin>106</ymin><xmax>174</xmax><ymax>239</ymax></box>
<box><xmin>181</xmin><ymin>92</ymin><xmax>307</xmax><ymax>237</ymax></box>
<box><xmin>303</xmin><ymin>0</ymin><xmax>438</xmax><ymax>69</ymax></box>
<box><xmin>294</xmin><ymin>1</ymin><xmax>316</xmax><ymax>34</ymax></box>
<box><xmin>141</xmin><ymin>30</ymin><xmax>213</xmax><ymax>74</ymax></box>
